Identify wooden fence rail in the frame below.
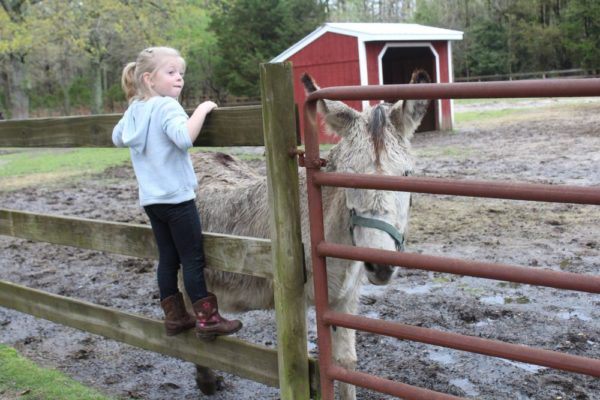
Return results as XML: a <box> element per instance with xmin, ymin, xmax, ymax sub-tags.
<box><xmin>0</xmin><ymin>105</ymin><xmax>264</xmax><ymax>147</ymax></box>
<box><xmin>0</xmin><ymin>206</ymin><xmax>322</xmax><ymax>394</ymax></box>
<box><xmin>0</xmin><ymin>63</ymin><xmax>315</xmax><ymax>398</ymax></box>
<box><xmin>0</xmin><ymin>208</ymin><xmax>273</xmax><ymax>279</ymax></box>
<box><xmin>0</xmin><ymin>279</ymin><xmax>318</xmax><ymax>392</ymax></box>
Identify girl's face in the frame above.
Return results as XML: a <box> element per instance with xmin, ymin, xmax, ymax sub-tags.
<box><xmin>145</xmin><ymin>56</ymin><xmax>185</xmax><ymax>99</ymax></box>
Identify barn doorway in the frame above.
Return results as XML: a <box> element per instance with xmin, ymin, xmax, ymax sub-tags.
<box><xmin>381</xmin><ymin>46</ymin><xmax>437</xmax><ymax>132</ymax></box>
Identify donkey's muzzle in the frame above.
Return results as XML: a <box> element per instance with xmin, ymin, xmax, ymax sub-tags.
<box><xmin>364</xmin><ymin>263</ymin><xmax>395</xmax><ymax>285</ymax></box>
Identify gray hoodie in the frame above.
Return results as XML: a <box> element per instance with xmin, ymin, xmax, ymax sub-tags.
<box><xmin>112</xmin><ymin>96</ymin><xmax>197</xmax><ymax>206</ymax></box>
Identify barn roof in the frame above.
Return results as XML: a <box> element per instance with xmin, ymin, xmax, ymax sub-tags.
<box><xmin>272</xmin><ymin>22</ymin><xmax>463</xmax><ymax>62</ymax></box>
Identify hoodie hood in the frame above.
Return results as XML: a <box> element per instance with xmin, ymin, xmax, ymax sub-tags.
<box><xmin>121</xmin><ymin>98</ymin><xmax>161</xmax><ymax>154</ymax></box>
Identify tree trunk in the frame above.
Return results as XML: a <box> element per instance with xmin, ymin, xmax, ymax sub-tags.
<box><xmin>61</xmin><ymin>85</ymin><xmax>72</xmax><ymax>116</ymax></box>
<box><xmin>7</xmin><ymin>53</ymin><xmax>29</xmax><ymax>119</ymax></box>
<box><xmin>90</xmin><ymin>60</ymin><xmax>103</xmax><ymax>114</ymax></box>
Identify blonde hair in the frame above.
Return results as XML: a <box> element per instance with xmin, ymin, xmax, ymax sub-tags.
<box><xmin>121</xmin><ymin>47</ymin><xmax>186</xmax><ymax>103</ymax></box>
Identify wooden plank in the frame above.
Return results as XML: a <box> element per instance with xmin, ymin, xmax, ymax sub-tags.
<box><xmin>193</xmin><ymin>105</ymin><xmax>265</xmax><ymax>147</ymax></box>
<box><xmin>0</xmin><ymin>279</ymin><xmax>279</xmax><ymax>386</ymax></box>
<box><xmin>0</xmin><ymin>208</ymin><xmax>272</xmax><ymax>279</ymax></box>
<box><xmin>0</xmin><ymin>106</ymin><xmax>264</xmax><ymax>148</ymax></box>
<box><xmin>0</xmin><ymin>280</ymin><xmax>320</xmax><ymax>395</ymax></box>
<box><xmin>261</xmin><ymin>63</ymin><xmax>311</xmax><ymax>399</ymax></box>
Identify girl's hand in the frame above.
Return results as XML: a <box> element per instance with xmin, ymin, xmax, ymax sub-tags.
<box><xmin>187</xmin><ymin>101</ymin><xmax>218</xmax><ymax>142</ymax></box>
<box><xmin>197</xmin><ymin>101</ymin><xmax>218</xmax><ymax>115</ymax></box>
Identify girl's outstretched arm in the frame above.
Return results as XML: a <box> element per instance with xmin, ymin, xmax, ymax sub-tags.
<box><xmin>187</xmin><ymin>101</ymin><xmax>218</xmax><ymax>143</ymax></box>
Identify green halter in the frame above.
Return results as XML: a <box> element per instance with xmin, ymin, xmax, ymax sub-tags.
<box><xmin>349</xmin><ymin>209</ymin><xmax>406</xmax><ymax>252</ymax></box>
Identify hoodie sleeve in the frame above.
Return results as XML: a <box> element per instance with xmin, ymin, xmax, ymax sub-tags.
<box><xmin>112</xmin><ymin>117</ymin><xmax>126</xmax><ymax>147</ymax></box>
<box><xmin>157</xmin><ymin>97</ymin><xmax>193</xmax><ymax>151</ymax></box>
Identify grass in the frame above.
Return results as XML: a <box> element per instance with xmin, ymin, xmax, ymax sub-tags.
<box><xmin>0</xmin><ymin>148</ymin><xmax>130</xmax><ymax>177</ymax></box>
<box><xmin>453</xmin><ymin>98</ymin><xmax>530</xmax><ymax>106</ymax></box>
<box><xmin>415</xmin><ymin>146</ymin><xmax>473</xmax><ymax>158</ymax></box>
<box><xmin>453</xmin><ymin>107</ymin><xmax>530</xmax><ymax>124</ymax></box>
<box><xmin>0</xmin><ymin>344</ymin><xmax>114</xmax><ymax>400</ymax></box>
<box><xmin>452</xmin><ymin>96</ymin><xmax>600</xmax><ymax>125</ymax></box>
<box><xmin>0</xmin><ymin>144</ymin><xmax>339</xmax><ymax>191</ymax></box>
<box><xmin>0</xmin><ymin>148</ymin><xmax>131</xmax><ymax>191</ymax></box>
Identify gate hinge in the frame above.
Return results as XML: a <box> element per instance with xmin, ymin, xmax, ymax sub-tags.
<box><xmin>289</xmin><ymin>148</ymin><xmax>327</xmax><ymax>169</ymax></box>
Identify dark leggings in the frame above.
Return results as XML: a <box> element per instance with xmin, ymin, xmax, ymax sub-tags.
<box><xmin>144</xmin><ymin>199</ymin><xmax>208</xmax><ymax>303</ymax></box>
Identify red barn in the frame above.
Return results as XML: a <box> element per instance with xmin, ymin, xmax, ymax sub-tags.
<box><xmin>271</xmin><ymin>23</ymin><xmax>463</xmax><ymax>143</ymax></box>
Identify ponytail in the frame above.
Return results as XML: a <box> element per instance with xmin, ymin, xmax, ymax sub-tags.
<box><xmin>121</xmin><ymin>62</ymin><xmax>137</xmax><ymax>103</ymax></box>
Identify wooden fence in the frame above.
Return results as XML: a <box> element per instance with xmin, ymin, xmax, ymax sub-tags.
<box><xmin>455</xmin><ymin>68</ymin><xmax>597</xmax><ymax>82</ymax></box>
<box><xmin>0</xmin><ymin>63</ymin><xmax>319</xmax><ymax>399</ymax></box>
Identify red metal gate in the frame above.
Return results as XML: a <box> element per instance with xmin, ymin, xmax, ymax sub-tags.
<box><xmin>302</xmin><ymin>78</ymin><xmax>600</xmax><ymax>399</ymax></box>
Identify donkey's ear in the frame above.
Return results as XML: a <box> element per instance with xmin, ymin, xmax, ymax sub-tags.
<box><xmin>317</xmin><ymin>99</ymin><xmax>361</xmax><ymax>137</ymax></box>
<box><xmin>389</xmin><ymin>69</ymin><xmax>431</xmax><ymax>140</ymax></box>
<box><xmin>301</xmin><ymin>73</ymin><xmax>360</xmax><ymax>137</ymax></box>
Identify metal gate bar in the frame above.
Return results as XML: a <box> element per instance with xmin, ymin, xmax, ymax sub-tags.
<box><xmin>308</xmin><ymin>78</ymin><xmax>600</xmax><ymax>101</ymax></box>
<box><xmin>313</xmin><ymin>172</ymin><xmax>600</xmax><ymax>205</ymax></box>
<box><xmin>319</xmin><ymin>242</ymin><xmax>600</xmax><ymax>294</ymax></box>
<box><xmin>328</xmin><ymin>365</ymin><xmax>463</xmax><ymax>400</ymax></box>
<box><xmin>323</xmin><ymin>311</ymin><xmax>600</xmax><ymax>378</ymax></box>
<box><xmin>303</xmin><ymin>78</ymin><xmax>600</xmax><ymax>399</ymax></box>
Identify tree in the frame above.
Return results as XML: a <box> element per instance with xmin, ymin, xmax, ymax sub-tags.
<box><xmin>413</xmin><ymin>0</ymin><xmax>485</xmax><ymax>78</ymax></box>
<box><xmin>64</xmin><ymin>0</ymin><xmax>166</xmax><ymax>114</ymax></box>
<box><xmin>30</xmin><ymin>0</ymin><xmax>168</xmax><ymax>115</ymax></box>
<box><xmin>211</xmin><ymin>0</ymin><xmax>326</xmax><ymax>98</ymax></box>
<box><xmin>0</xmin><ymin>0</ymin><xmax>42</xmax><ymax>119</ymax></box>
<box><xmin>326</xmin><ymin>0</ymin><xmax>416</xmax><ymax>22</ymax></box>
<box><xmin>413</xmin><ymin>0</ymin><xmax>576</xmax><ymax>78</ymax></box>
<box><xmin>163</xmin><ymin>0</ymin><xmax>223</xmax><ymax>105</ymax></box>
<box><xmin>562</xmin><ymin>0</ymin><xmax>600</xmax><ymax>73</ymax></box>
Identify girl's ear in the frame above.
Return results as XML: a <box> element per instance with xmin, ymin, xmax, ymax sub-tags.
<box><xmin>142</xmin><ymin>72</ymin><xmax>153</xmax><ymax>88</ymax></box>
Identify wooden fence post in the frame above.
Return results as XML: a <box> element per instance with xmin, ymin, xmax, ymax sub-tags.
<box><xmin>260</xmin><ymin>62</ymin><xmax>310</xmax><ymax>399</ymax></box>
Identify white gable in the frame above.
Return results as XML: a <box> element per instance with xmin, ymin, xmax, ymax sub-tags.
<box><xmin>272</xmin><ymin>22</ymin><xmax>463</xmax><ymax>62</ymax></box>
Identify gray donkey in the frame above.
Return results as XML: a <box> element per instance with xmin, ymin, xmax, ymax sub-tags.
<box><xmin>187</xmin><ymin>70</ymin><xmax>431</xmax><ymax>399</ymax></box>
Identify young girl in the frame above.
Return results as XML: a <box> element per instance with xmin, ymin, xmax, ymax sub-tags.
<box><xmin>112</xmin><ymin>46</ymin><xmax>242</xmax><ymax>340</ymax></box>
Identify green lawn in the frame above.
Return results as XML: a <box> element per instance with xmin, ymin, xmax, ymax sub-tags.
<box><xmin>452</xmin><ymin>97</ymin><xmax>600</xmax><ymax>125</ymax></box>
<box><xmin>0</xmin><ymin>148</ymin><xmax>131</xmax><ymax>191</ymax></box>
<box><xmin>0</xmin><ymin>344</ymin><xmax>114</xmax><ymax>400</ymax></box>
<box><xmin>0</xmin><ymin>148</ymin><xmax>131</xmax><ymax>178</ymax></box>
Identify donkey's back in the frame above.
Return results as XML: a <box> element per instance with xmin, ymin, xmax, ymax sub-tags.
<box><xmin>193</xmin><ymin>151</ymin><xmax>274</xmax><ymax>310</ymax></box>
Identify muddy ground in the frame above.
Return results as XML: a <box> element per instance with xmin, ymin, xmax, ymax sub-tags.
<box><xmin>1</xmin><ymin>98</ymin><xmax>599</xmax><ymax>399</ymax></box>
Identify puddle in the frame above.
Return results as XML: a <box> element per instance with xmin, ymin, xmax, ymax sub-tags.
<box><xmin>557</xmin><ymin>311</ymin><xmax>592</xmax><ymax>321</ymax></box>
<box><xmin>397</xmin><ymin>282</ymin><xmax>440</xmax><ymax>295</ymax></box>
<box><xmin>359</xmin><ymin>284</ymin><xmax>389</xmax><ymax>297</ymax></box>
<box><xmin>501</xmin><ymin>359</ymin><xmax>546</xmax><ymax>373</ymax></box>
<box><xmin>480</xmin><ymin>295</ymin><xmax>505</xmax><ymax>305</ymax></box>
<box><xmin>449</xmin><ymin>378</ymin><xmax>480</xmax><ymax>397</ymax></box>
<box><xmin>427</xmin><ymin>349</ymin><xmax>457</xmax><ymax>365</ymax></box>
<box><xmin>474</xmin><ymin>318</ymin><xmax>494</xmax><ymax>327</ymax></box>
<box><xmin>363</xmin><ymin>310</ymin><xmax>380</xmax><ymax>319</ymax></box>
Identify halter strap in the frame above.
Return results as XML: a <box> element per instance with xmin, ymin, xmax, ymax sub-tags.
<box><xmin>349</xmin><ymin>209</ymin><xmax>405</xmax><ymax>251</ymax></box>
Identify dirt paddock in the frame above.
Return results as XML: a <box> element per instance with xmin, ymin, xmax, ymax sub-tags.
<box><xmin>1</xmin><ymin>98</ymin><xmax>599</xmax><ymax>399</ymax></box>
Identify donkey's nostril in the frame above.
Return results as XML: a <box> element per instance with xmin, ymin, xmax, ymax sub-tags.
<box><xmin>364</xmin><ymin>262</ymin><xmax>375</xmax><ymax>272</ymax></box>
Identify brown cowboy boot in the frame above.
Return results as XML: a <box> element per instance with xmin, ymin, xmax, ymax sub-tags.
<box><xmin>160</xmin><ymin>292</ymin><xmax>196</xmax><ymax>336</ymax></box>
<box><xmin>192</xmin><ymin>293</ymin><xmax>242</xmax><ymax>340</ymax></box>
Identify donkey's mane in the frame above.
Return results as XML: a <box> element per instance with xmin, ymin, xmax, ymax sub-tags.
<box><xmin>370</xmin><ymin>104</ymin><xmax>387</xmax><ymax>168</ymax></box>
